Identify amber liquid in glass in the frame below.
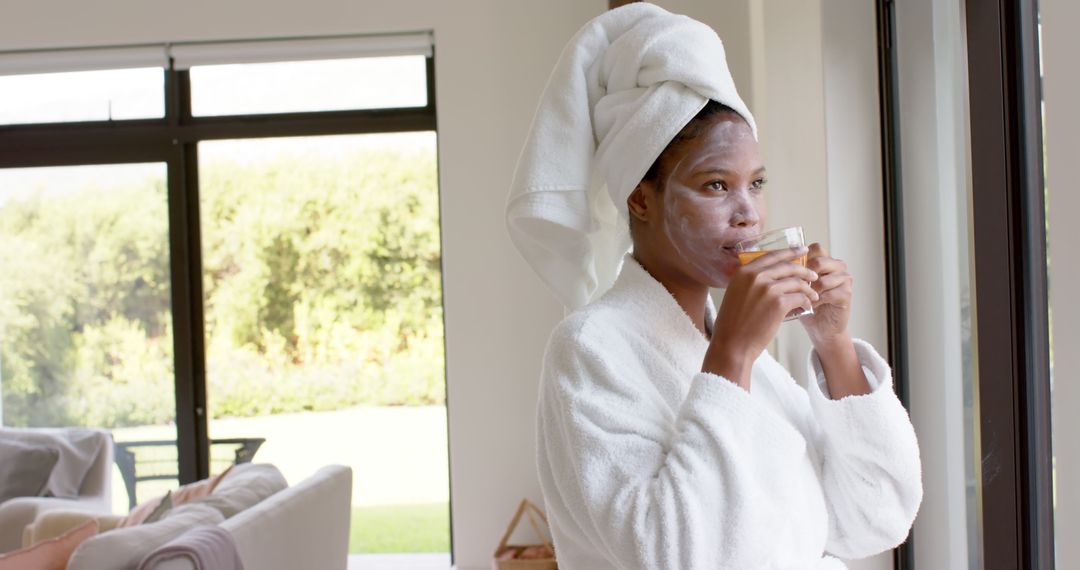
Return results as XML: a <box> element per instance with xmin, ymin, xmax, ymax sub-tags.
<box><xmin>737</xmin><ymin>251</ymin><xmax>808</xmax><ymax>266</ymax></box>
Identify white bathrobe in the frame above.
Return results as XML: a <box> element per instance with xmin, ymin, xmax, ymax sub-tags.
<box><xmin>536</xmin><ymin>255</ymin><xmax>923</xmax><ymax>569</ymax></box>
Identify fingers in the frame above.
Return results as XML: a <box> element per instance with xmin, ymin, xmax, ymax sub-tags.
<box><xmin>806</xmin><ymin>253</ymin><xmax>845</xmax><ymax>276</ymax></box>
<box><xmin>770</xmin><ymin>277</ymin><xmax>819</xmax><ymax>302</ymax></box>
<box><xmin>811</xmin><ymin>273</ymin><xmax>853</xmax><ymax>309</ymax></box>
<box><xmin>761</xmin><ymin>262</ymin><xmax>818</xmax><ymax>284</ymax></box>
<box><xmin>802</xmin><ymin>247</ymin><xmax>854</xmax><ymax>309</ymax></box>
<box><xmin>816</xmin><ymin>281</ymin><xmax>853</xmax><ymax>308</ymax></box>
<box><xmin>811</xmin><ymin>271</ymin><xmax>851</xmax><ymax>293</ymax></box>
<box><xmin>781</xmin><ymin>291</ymin><xmax>815</xmax><ymax>315</ymax></box>
<box><xmin>774</xmin><ymin>279</ymin><xmax>818</xmax><ymax>318</ymax></box>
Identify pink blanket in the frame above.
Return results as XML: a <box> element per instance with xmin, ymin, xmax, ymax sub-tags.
<box><xmin>137</xmin><ymin>525</ymin><xmax>244</xmax><ymax>570</ymax></box>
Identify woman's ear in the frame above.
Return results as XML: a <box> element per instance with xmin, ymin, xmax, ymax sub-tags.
<box><xmin>627</xmin><ymin>184</ymin><xmax>651</xmax><ymax>223</ymax></box>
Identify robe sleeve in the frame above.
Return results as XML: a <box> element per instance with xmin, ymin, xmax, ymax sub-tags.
<box><xmin>803</xmin><ymin>338</ymin><xmax>924</xmax><ymax>560</ymax></box>
<box><xmin>539</xmin><ymin>324</ymin><xmax>813</xmax><ymax>569</ymax></box>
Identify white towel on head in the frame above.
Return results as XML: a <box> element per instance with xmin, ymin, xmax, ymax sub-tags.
<box><xmin>506</xmin><ymin>2</ymin><xmax>756</xmax><ymax>311</ymax></box>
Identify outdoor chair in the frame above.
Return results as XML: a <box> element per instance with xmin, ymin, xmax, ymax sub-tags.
<box><xmin>113</xmin><ymin>437</ymin><xmax>266</xmax><ymax>509</ymax></box>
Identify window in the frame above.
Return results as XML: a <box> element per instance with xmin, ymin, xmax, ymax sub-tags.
<box><xmin>189</xmin><ymin>56</ymin><xmax>427</xmax><ymax>116</ymax></box>
<box><xmin>890</xmin><ymin>0</ymin><xmax>1054</xmax><ymax>567</ymax></box>
<box><xmin>0</xmin><ymin>163</ymin><xmax>177</xmax><ymax>513</ymax></box>
<box><xmin>0</xmin><ymin>67</ymin><xmax>164</xmax><ymax>124</ymax></box>
<box><xmin>199</xmin><ymin>133</ymin><xmax>449</xmax><ymax>557</ymax></box>
<box><xmin>0</xmin><ymin>34</ymin><xmax>449</xmax><ymax>564</ymax></box>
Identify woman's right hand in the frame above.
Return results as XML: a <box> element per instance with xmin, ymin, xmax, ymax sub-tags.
<box><xmin>702</xmin><ymin>246</ymin><xmax>819</xmax><ymax>390</ymax></box>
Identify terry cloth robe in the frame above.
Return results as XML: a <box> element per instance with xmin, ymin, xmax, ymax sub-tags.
<box><xmin>536</xmin><ymin>255</ymin><xmax>923</xmax><ymax>569</ymax></box>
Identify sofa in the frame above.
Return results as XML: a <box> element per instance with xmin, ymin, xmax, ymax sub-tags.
<box><xmin>168</xmin><ymin>464</ymin><xmax>352</xmax><ymax>570</ymax></box>
<box><xmin>0</xmin><ymin>427</ymin><xmax>113</xmax><ymax>553</ymax></box>
<box><xmin>20</xmin><ymin>463</ymin><xmax>353</xmax><ymax>570</ymax></box>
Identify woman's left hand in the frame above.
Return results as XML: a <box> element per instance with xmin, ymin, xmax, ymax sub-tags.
<box><xmin>800</xmin><ymin>243</ymin><xmax>853</xmax><ymax>345</ymax></box>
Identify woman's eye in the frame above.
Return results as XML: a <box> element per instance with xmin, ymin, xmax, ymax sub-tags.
<box><xmin>707</xmin><ymin>180</ymin><xmax>727</xmax><ymax>192</ymax></box>
<box><xmin>751</xmin><ymin>178</ymin><xmax>768</xmax><ymax>191</ymax></box>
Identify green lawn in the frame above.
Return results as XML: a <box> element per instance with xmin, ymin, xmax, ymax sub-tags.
<box><xmin>111</xmin><ymin>405</ymin><xmax>450</xmax><ymax>555</ymax></box>
<box><xmin>351</xmin><ymin>503</ymin><xmax>450</xmax><ymax>553</ymax></box>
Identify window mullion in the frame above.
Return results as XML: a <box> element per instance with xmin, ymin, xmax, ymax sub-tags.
<box><xmin>166</xmin><ymin>64</ymin><xmax>210</xmax><ymax>484</ymax></box>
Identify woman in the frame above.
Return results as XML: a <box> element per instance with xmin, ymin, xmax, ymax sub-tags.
<box><xmin>506</xmin><ymin>4</ymin><xmax>922</xmax><ymax>569</ymax></box>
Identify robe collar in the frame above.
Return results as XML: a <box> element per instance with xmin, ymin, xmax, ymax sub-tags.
<box><xmin>607</xmin><ymin>253</ymin><xmax>717</xmax><ymax>352</ymax></box>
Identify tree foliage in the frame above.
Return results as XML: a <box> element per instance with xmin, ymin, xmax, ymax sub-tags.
<box><xmin>0</xmin><ymin>144</ymin><xmax>444</xmax><ymax>428</ymax></box>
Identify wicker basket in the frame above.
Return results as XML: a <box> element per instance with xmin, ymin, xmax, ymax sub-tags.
<box><xmin>492</xmin><ymin>499</ymin><xmax>558</xmax><ymax>570</ymax></box>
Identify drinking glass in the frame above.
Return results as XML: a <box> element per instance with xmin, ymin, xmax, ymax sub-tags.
<box><xmin>734</xmin><ymin>226</ymin><xmax>813</xmax><ymax>321</ymax></box>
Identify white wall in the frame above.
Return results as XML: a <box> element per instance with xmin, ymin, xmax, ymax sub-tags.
<box><xmin>821</xmin><ymin>0</ymin><xmax>888</xmax><ymax>355</ymax></box>
<box><xmin>0</xmin><ymin>2</ymin><xmax>602</xmax><ymax>567</ymax></box>
<box><xmin>1042</xmin><ymin>0</ymin><xmax>1080</xmax><ymax>566</ymax></box>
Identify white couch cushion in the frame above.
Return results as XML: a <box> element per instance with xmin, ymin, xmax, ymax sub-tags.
<box><xmin>196</xmin><ymin>463</ymin><xmax>287</xmax><ymax>519</ymax></box>
<box><xmin>67</xmin><ymin>503</ymin><xmax>224</xmax><ymax>570</ymax></box>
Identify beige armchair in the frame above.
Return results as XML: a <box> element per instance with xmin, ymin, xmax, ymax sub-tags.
<box><xmin>0</xmin><ymin>428</ymin><xmax>113</xmax><ymax>553</ymax></box>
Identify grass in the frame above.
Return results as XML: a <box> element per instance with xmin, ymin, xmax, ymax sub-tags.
<box><xmin>351</xmin><ymin>503</ymin><xmax>450</xmax><ymax>553</ymax></box>
<box><xmin>110</xmin><ymin>405</ymin><xmax>450</xmax><ymax>554</ymax></box>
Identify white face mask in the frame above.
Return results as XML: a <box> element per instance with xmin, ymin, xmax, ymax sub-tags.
<box><xmin>658</xmin><ymin>117</ymin><xmax>765</xmax><ymax>288</ymax></box>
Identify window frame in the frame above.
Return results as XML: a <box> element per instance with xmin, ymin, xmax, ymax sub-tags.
<box><xmin>963</xmin><ymin>0</ymin><xmax>1055</xmax><ymax>567</ymax></box>
<box><xmin>880</xmin><ymin>0</ymin><xmax>1054</xmax><ymax>567</ymax></box>
<box><xmin>874</xmin><ymin>0</ymin><xmax>915</xmax><ymax>567</ymax></box>
<box><xmin>0</xmin><ymin>46</ymin><xmax>439</xmax><ymax>487</ymax></box>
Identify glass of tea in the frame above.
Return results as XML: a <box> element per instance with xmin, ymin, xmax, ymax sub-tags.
<box><xmin>734</xmin><ymin>226</ymin><xmax>813</xmax><ymax>321</ymax></box>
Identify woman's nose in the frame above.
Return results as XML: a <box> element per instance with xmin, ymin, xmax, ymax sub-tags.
<box><xmin>730</xmin><ymin>202</ymin><xmax>761</xmax><ymax>228</ymax></box>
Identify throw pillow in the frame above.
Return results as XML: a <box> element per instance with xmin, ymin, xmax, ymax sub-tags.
<box><xmin>195</xmin><ymin>463</ymin><xmax>287</xmax><ymax>519</ymax></box>
<box><xmin>119</xmin><ymin>491</ymin><xmax>171</xmax><ymax>528</ymax></box>
<box><xmin>142</xmin><ymin>490</ymin><xmax>174</xmax><ymax>524</ymax></box>
<box><xmin>171</xmin><ymin>465</ymin><xmax>232</xmax><ymax>506</ymax></box>
<box><xmin>0</xmin><ymin>428</ymin><xmax>105</xmax><ymax>499</ymax></box>
<box><xmin>22</xmin><ymin>511</ymin><xmax>123</xmax><ymax>548</ymax></box>
<box><xmin>0</xmin><ymin>439</ymin><xmax>59</xmax><ymax>503</ymax></box>
<box><xmin>119</xmin><ymin>465</ymin><xmax>232</xmax><ymax>528</ymax></box>
<box><xmin>0</xmin><ymin>519</ymin><xmax>97</xmax><ymax>570</ymax></box>
<box><xmin>67</xmin><ymin>503</ymin><xmax>224</xmax><ymax>570</ymax></box>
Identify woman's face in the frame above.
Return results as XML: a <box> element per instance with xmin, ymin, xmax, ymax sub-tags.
<box><xmin>642</xmin><ymin>113</ymin><xmax>767</xmax><ymax>288</ymax></box>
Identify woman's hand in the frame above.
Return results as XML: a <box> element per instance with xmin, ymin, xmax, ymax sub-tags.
<box><xmin>800</xmin><ymin>243</ymin><xmax>872</xmax><ymax>397</ymax></box>
<box><xmin>703</xmin><ymin>246</ymin><xmax>818</xmax><ymax>390</ymax></box>
<box><xmin>800</xmin><ymin>243</ymin><xmax>854</xmax><ymax>346</ymax></box>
